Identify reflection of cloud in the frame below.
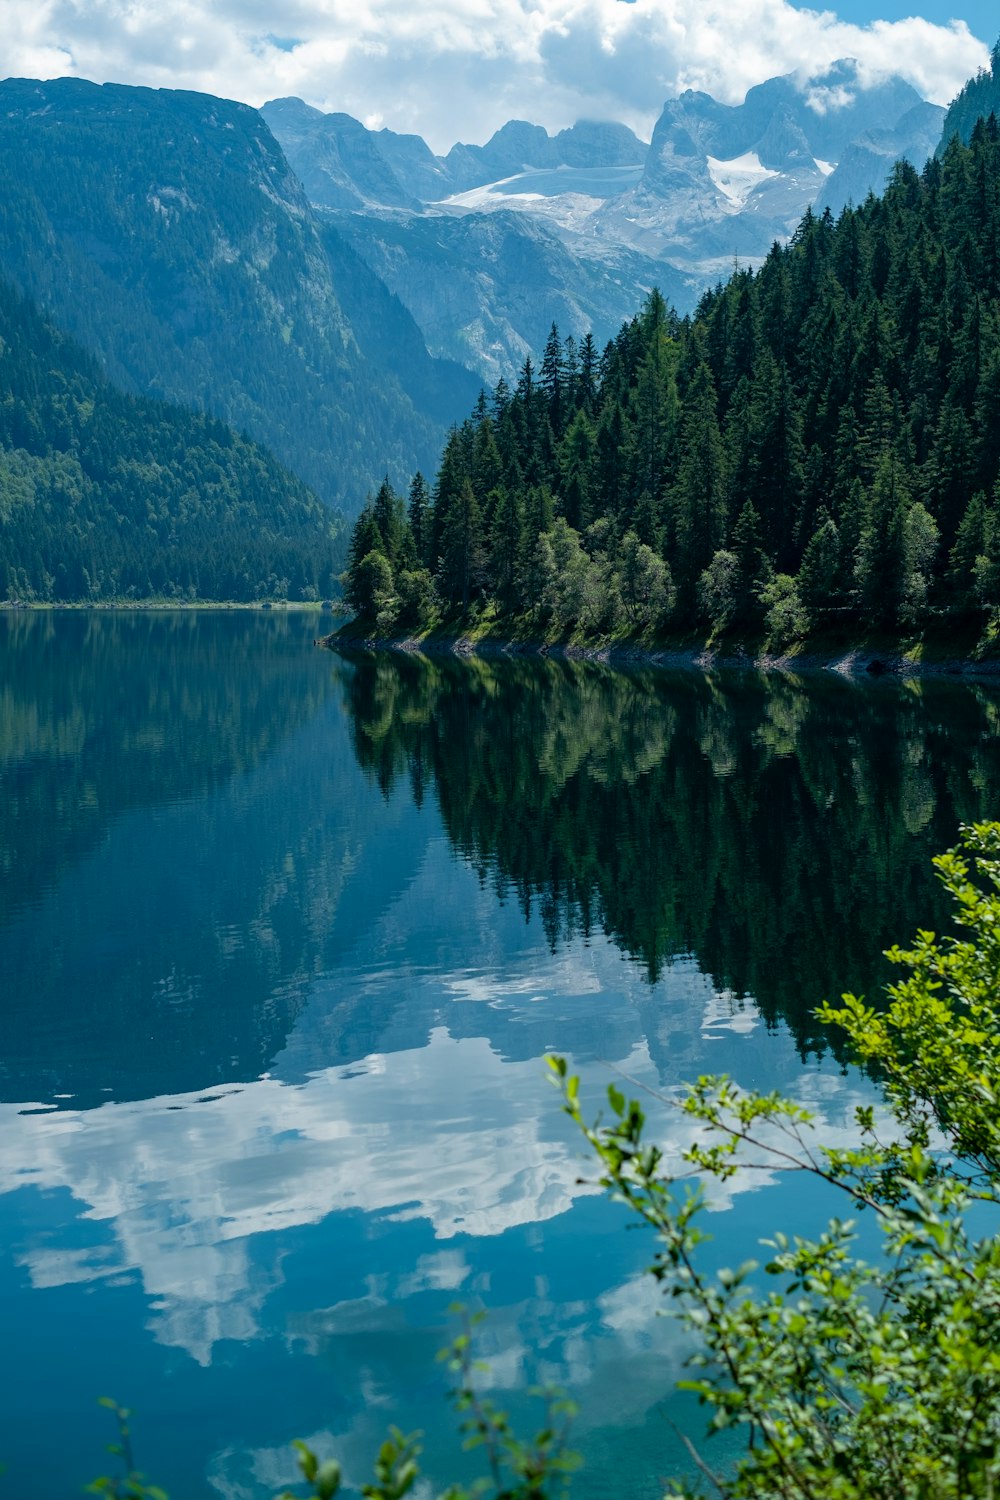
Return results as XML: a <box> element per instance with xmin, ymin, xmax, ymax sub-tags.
<box><xmin>5</xmin><ymin>948</ymin><xmax>881</xmax><ymax>1374</ymax></box>
<box><xmin>3</xmin><ymin>1030</ymin><xmax>610</xmax><ymax>1364</ymax></box>
<box><xmin>598</xmin><ymin>1273</ymin><xmax>664</xmax><ymax>1342</ymax></box>
<box><xmin>396</xmin><ymin>1249</ymin><xmax>470</xmax><ymax>1297</ymax></box>
<box><xmin>701</xmin><ymin>986</ymin><xmax>759</xmax><ymax>1037</ymax></box>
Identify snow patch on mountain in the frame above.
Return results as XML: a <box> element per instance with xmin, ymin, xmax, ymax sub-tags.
<box><xmin>263</xmin><ymin>62</ymin><xmax>948</xmax><ymax>383</ymax></box>
<box><xmin>706</xmin><ymin>152</ymin><xmax>778</xmax><ymax>210</ymax></box>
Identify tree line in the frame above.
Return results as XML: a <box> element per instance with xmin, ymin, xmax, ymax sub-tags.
<box><xmin>0</xmin><ymin>279</ymin><xmax>343</xmax><ymax>602</ymax></box>
<box><xmin>346</xmin><ymin>111</ymin><xmax>1000</xmax><ymax>645</ymax></box>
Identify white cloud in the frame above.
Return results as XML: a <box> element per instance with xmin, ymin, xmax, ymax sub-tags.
<box><xmin>0</xmin><ymin>0</ymin><xmax>988</xmax><ymax>152</ymax></box>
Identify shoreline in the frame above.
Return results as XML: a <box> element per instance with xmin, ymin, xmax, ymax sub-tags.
<box><xmin>1</xmin><ymin>599</ymin><xmax>335</xmax><ymax>613</ymax></box>
<box><xmin>321</xmin><ymin>629</ymin><xmax>1000</xmax><ymax>680</ymax></box>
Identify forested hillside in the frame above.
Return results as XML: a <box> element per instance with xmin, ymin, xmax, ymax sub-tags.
<box><xmin>0</xmin><ymin>77</ymin><xmax>474</xmax><ymax>512</ymax></box>
<box><xmin>938</xmin><ymin>42</ymin><xmax>1000</xmax><ymax>149</ymax></box>
<box><xmin>344</xmin><ymin>113</ymin><xmax>1000</xmax><ymax>647</ymax></box>
<box><xmin>0</xmin><ymin>281</ymin><xmax>341</xmax><ymax>602</ymax></box>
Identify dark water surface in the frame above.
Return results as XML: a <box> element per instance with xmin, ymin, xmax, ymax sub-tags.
<box><xmin>2</xmin><ymin>611</ymin><xmax>999</xmax><ymax>1499</ymax></box>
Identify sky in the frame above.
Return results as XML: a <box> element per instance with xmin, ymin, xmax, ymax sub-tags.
<box><xmin>0</xmin><ymin>0</ymin><xmax>994</xmax><ymax>152</ymax></box>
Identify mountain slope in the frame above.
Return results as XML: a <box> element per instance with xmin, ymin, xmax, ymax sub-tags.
<box><xmin>593</xmin><ymin>63</ymin><xmax>942</xmax><ymax>271</ymax></box>
<box><xmin>344</xmin><ymin>111</ymin><xmax>1000</xmax><ymax>649</ymax></box>
<box><xmin>265</xmin><ymin>65</ymin><xmax>943</xmax><ymax>383</ymax></box>
<box><xmin>329</xmin><ymin>208</ymin><xmax>692</xmax><ymax>386</ymax></box>
<box><xmin>938</xmin><ymin>41</ymin><xmax>1000</xmax><ymax>150</ymax></box>
<box><xmin>0</xmin><ymin>78</ymin><xmax>472</xmax><ymax>512</ymax></box>
<box><xmin>817</xmin><ymin>101</ymin><xmax>946</xmax><ymax>216</ymax></box>
<box><xmin>0</xmin><ymin>279</ymin><xmax>341</xmax><ymax>601</ymax></box>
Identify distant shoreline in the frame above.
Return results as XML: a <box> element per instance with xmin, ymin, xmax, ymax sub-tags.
<box><xmin>0</xmin><ymin>599</ymin><xmax>335</xmax><ymax>613</ymax></box>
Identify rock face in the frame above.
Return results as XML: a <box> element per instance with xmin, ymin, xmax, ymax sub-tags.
<box><xmin>817</xmin><ymin>102</ymin><xmax>947</xmax><ymax>216</ymax></box>
<box><xmin>594</xmin><ymin>63</ymin><xmax>943</xmax><ymax>272</ymax></box>
<box><xmin>260</xmin><ymin>101</ymin><xmax>650</xmax><ymax>202</ymax></box>
<box><xmin>264</xmin><ymin>61</ymin><xmax>945</xmax><ymax>384</ymax></box>
<box><xmin>0</xmin><ymin>77</ymin><xmax>475</xmax><ymax>510</ymax></box>
<box><xmin>261</xmin><ymin>97</ymin><xmax>421</xmax><ymax>210</ymax></box>
<box><xmin>331</xmin><ymin>208</ymin><xmax>692</xmax><ymax>388</ymax></box>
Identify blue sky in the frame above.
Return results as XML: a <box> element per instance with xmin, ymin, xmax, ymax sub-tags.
<box><xmin>0</xmin><ymin>1</ymin><xmax>992</xmax><ymax>151</ymax></box>
<box><xmin>807</xmin><ymin>0</ymin><xmax>990</xmax><ymax>36</ymax></box>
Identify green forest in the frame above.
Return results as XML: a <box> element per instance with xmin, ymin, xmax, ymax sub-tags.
<box><xmin>0</xmin><ymin>78</ymin><xmax>474</xmax><ymax>514</ymax></box>
<box><xmin>344</xmin><ymin>95</ymin><xmax>1000</xmax><ymax>651</ymax></box>
<box><xmin>0</xmin><ymin>280</ymin><xmax>342</xmax><ymax>601</ymax></box>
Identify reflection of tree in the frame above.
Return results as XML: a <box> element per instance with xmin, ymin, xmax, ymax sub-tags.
<box><xmin>0</xmin><ymin>609</ymin><xmax>327</xmax><ymax>922</ymax></box>
<box><xmin>0</xmin><ymin>610</ymin><xmax>340</xmax><ymax>1105</ymax></box>
<box><xmin>340</xmin><ymin>649</ymin><xmax>1000</xmax><ymax>1055</ymax></box>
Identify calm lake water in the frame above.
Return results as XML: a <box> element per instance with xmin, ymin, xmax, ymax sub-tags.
<box><xmin>2</xmin><ymin>610</ymin><xmax>999</xmax><ymax>1499</ymax></box>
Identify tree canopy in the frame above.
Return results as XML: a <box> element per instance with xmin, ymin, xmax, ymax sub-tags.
<box><xmin>347</xmin><ymin>117</ymin><xmax>1000</xmax><ymax>645</ymax></box>
<box><xmin>0</xmin><ymin>280</ymin><xmax>343</xmax><ymax>601</ymax></box>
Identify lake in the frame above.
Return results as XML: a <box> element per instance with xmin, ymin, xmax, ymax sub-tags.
<box><xmin>2</xmin><ymin>610</ymin><xmax>999</xmax><ymax>1499</ymax></box>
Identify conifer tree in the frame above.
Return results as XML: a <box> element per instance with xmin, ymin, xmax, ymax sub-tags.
<box><xmin>797</xmin><ymin>513</ymin><xmax>842</xmax><ymax>622</ymax></box>
<box><xmin>407</xmin><ymin>473</ymin><xmax>430</xmax><ymax>566</ymax></box>
<box><xmin>438</xmin><ymin>477</ymin><xmax>484</xmax><ymax>609</ymax></box>
<box><xmin>670</xmin><ymin>361</ymin><xmax>727</xmax><ymax>599</ymax></box>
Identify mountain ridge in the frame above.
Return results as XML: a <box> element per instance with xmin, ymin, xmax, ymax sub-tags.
<box><xmin>0</xmin><ymin>76</ymin><xmax>477</xmax><ymax>513</ymax></box>
<box><xmin>264</xmin><ymin>62</ymin><xmax>945</xmax><ymax>383</ymax></box>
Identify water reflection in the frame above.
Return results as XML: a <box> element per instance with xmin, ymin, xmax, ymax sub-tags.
<box><xmin>0</xmin><ymin>610</ymin><xmax>331</xmax><ymax>919</ymax></box>
<box><xmin>0</xmin><ymin>611</ymin><xmax>417</xmax><ymax>1104</ymax></box>
<box><xmin>3</xmin><ymin>619</ymin><xmax>999</xmax><ymax>1500</ymax></box>
<box><xmin>3</xmin><ymin>940</ymin><xmax>876</xmax><ymax>1499</ymax></box>
<box><xmin>338</xmin><ymin>649</ymin><xmax>1000</xmax><ymax>1052</ymax></box>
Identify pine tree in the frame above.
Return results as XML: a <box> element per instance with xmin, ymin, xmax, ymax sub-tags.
<box><xmin>558</xmin><ymin>408</ymin><xmax>597</xmax><ymax>532</ymax></box>
<box><xmin>856</xmin><ymin>452</ymin><xmax>911</xmax><ymax>625</ymax></box>
<box><xmin>670</xmin><ymin>360</ymin><xmax>727</xmax><ymax>600</ymax></box>
<box><xmin>540</xmin><ymin>322</ymin><xmax>566</xmax><ymax>441</ymax></box>
<box><xmin>344</xmin><ymin>504</ymin><xmax>385</xmax><ymax>615</ymax></box>
<box><xmin>730</xmin><ymin>500</ymin><xmax>772</xmax><ymax>623</ymax></box>
<box><xmin>798</xmin><ymin>512</ymin><xmax>842</xmax><ymax>623</ymax></box>
<box><xmin>372</xmin><ymin>476</ymin><xmax>407</xmax><ymax>567</ymax></box>
<box><xmin>438</xmin><ymin>477</ymin><xmax>484</xmax><ymax>609</ymax></box>
<box><xmin>407</xmin><ymin>472</ymin><xmax>430</xmax><ymax>566</ymax></box>
<box><xmin>488</xmin><ymin>485</ymin><xmax>525</xmax><ymax>610</ymax></box>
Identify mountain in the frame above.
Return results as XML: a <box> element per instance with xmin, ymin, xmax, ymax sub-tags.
<box><xmin>264</xmin><ymin>63</ymin><xmax>943</xmax><ymax>384</ymax></box>
<box><xmin>343</xmin><ymin>110</ymin><xmax>1000</xmax><ymax>647</ymax></box>
<box><xmin>816</xmin><ymin>101</ymin><xmax>946</xmax><ymax>217</ymax></box>
<box><xmin>262</xmin><ymin>101</ymin><xmax>649</xmax><ymax>205</ymax></box>
<box><xmin>259</xmin><ymin>96</ymin><xmax>421</xmax><ymax>210</ymax></box>
<box><xmin>441</xmin><ymin>117</ymin><xmax>649</xmax><ymax>192</ymax></box>
<box><xmin>0</xmin><ymin>279</ymin><xmax>342</xmax><ymax>602</ymax></box>
<box><xmin>328</xmin><ymin>209</ymin><xmax>690</xmax><ymax>388</ymax></box>
<box><xmin>591</xmin><ymin>63</ymin><xmax>943</xmax><ymax>272</ymax></box>
<box><xmin>937</xmin><ymin>41</ymin><xmax>1000</xmax><ymax>150</ymax></box>
<box><xmin>0</xmin><ymin>77</ymin><xmax>476</xmax><ymax>513</ymax></box>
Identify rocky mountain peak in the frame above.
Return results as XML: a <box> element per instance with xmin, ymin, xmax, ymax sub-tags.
<box><xmin>756</xmin><ymin>107</ymin><xmax>815</xmax><ymax>170</ymax></box>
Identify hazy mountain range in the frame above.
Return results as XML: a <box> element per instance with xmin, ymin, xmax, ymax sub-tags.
<box><xmin>262</xmin><ymin>61</ymin><xmax>946</xmax><ymax>383</ymax></box>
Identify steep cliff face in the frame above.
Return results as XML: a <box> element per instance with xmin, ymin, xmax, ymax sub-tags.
<box><xmin>261</xmin><ymin>97</ymin><xmax>421</xmax><ymax>210</ymax></box>
<box><xmin>817</xmin><ymin>101</ymin><xmax>947</xmax><ymax>216</ymax></box>
<box><xmin>329</xmin><ymin>209</ymin><xmax>689</xmax><ymax>387</ymax></box>
<box><xmin>596</xmin><ymin>63</ymin><xmax>939</xmax><ymax>270</ymax></box>
<box><xmin>0</xmin><ymin>78</ymin><xmax>470</xmax><ymax>510</ymax></box>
